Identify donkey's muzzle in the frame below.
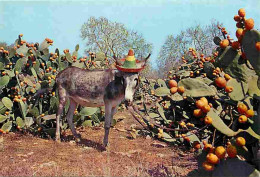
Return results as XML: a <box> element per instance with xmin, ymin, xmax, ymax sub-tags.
<box><xmin>124</xmin><ymin>100</ymin><xmax>133</xmax><ymax>109</ymax></box>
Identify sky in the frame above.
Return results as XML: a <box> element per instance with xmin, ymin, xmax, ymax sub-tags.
<box><xmin>0</xmin><ymin>0</ymin><xmax>260</xmax><ymax>67</ymax></box>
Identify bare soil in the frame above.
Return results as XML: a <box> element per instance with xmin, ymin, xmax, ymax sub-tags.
<box><xmin>0</xmin><ymin>111</ymin><xmax>197</xmax><ymax>176</ymax></box>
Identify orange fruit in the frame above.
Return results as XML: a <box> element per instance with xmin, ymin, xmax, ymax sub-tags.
<box><xmin>245</xmin><ymin>109</ymin><xmax>254</xmax><ymax>118</ymax></box>
<box><xmin>215</xmin><ymin>77</ymin><xmax>227</xmax><ymax>88</ymax></box>
<box><xmin>202</xmin><ymin>161</ymin><xmax>215</xmax><ymax>171</ymax></box>
<box><xmin>224</xmin><ymin>74</ymin><xmax>232</xmax><ymax>80</ymax></box>
<box><xmin>236</xmin><ymin>28</ymin><xmax>244</xmax><ymax>38</ymax></box>
<box><xmin>200</xmin><ymin>97</ymin><xmax>208</xmax><ymax>105</ymax></box>
<box><xmin>206</xmin><ymin>153</ymin><xmax>219</xmax><ymax>164</ymax></box>
<box><xmin>227</xmin><ymin>145</ymin><xmax>237</xmax><ymax>158</ymax></box>
<box><xmin>225</xmin><ymin>86</ymin><xmax>233</xmax><ymax>93</ymax></box>
<box><xmin>255</xmin><ymin>42</ymin><xmax>260</xmax><ymax>51</ymax></box>
<box><xmin>220</xmin><ymin>39</ymin><xmax>229</xmax><ymax>48</ymax></box>
<box><xmin>170</xmin><ymin>87</ymin><xmax>178</xmax><ymax>94</ymax></box>
<box><xmin>232</xmin><ymin>41</ymin><xmax>240</xmax><ymax>50</ymax></box>
<box><xmin>177</xmin><ymin>86</ymin><xmax>185</xmax><ymax>94</ymax></box>
<box><xmin>236</xmin><ymin>137</ymin><xmax>246</xmax><ymax>146</ymax></box>
<box><xmin>204</xmin><ymin>143</ymin><xmax>213</xmax><ymax>152</ymax></box>
<box><xmin>215</xmin><ymin>146</ymin><xmax>226</xmax><ymax>159</ymax></box>
<box><xmin>237</xmin><ymin>103</ymin><xmax>248</xmax><ymax>114</ymax></box>
<box><xmin>196</xmin><ymin>99</ymin><xmax>206</xmax><ymax>109</ymax></box>
<box><xmin>193</xmin><ymin>141</ymin><xmax>201</xmax><ymax>150</ymax></box>
<box><xmin>234</xmin><ymin>15</ymin><xmax>241</xmax><ymax>22</ymax></box>
<box><xmin>238</xmin><ymin>115</ymin><xmax>248</xmax><ymax>123</ymax></box>
<box><xmin>202</xmin><ymin>104</ymin><xmax>211</xmax><ymax>113</ymax></box>
<box><xmin>204</xmin><ymin>116</ymin><xmax>213</xmax><ymax>125</ymax></box>
<box><xmin>193</xmin><ymin>109</ymin><xmax>203</xmax><ymax>117</ymax></box>
<box><xmin>168</xmin><ymin>80</ymin><xmax>178</xmax><ymax>88</ymax></box>
<box><xmin>238</xmin><ymin>8</ymin><xmax>246</xmax><ymax>17</ymax></box>
<box><xmin>245</xmin><ymin>18</ymin><xmax>254</xmax><ymax>30</ymax></box>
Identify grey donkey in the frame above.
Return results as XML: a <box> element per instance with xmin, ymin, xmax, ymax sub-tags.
<box><xmin>55</xmin><ymin>54</ymin><xmax>150</xmax><ymax>147</ymax></box>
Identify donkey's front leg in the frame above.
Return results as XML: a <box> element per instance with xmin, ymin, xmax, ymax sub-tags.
<box><xmin>66</xmin><ymin>99</ymin><xmax>80</xmax><ymax>142</ymax></box>
<box><xmin>103</xmin><ymin>104</ymin><xmax>115</xmax><ymax>147</ymax></box>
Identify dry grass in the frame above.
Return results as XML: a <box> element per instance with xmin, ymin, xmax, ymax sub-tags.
<box><xmin>0</xmin><ymin>111</ymin><xmax>197</xmax><ymax>176</ymax></box>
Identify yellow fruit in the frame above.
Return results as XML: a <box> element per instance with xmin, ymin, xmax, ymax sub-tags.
<box><xmin>168</xmin><ymin>80</ymin><xmax>178</xmax><ymax>88</ymax></box>
<box><xmin>237</xmin><ymin>103</ymin><xmax>248</xmax><ymax>115</ymax></box>
<box><xmin>202</xmin><ymin>161</ymin><xmax>215</xmax><ymax>171</ymax></box>
<box><xmin>215</xmin><ymin>77</ymin><xmax>227</xmax><ymax>88</ymax></box>
<box><xmin>236</xmin><ymin>28</ymin><xmax>244</xmax><ymax>39</ymax></box>
<box><xmin>215</xmin><ymin>146</ymin><xmax>226</xmax><ymax>159</ymax></box>
<box><xmin>200</xmin><ymin>97</ymin><xmax>208</xmax><ymax>105</ymax></box>
<box><xmin>227</xmin><ymin>145</ymin><xmax>237</xmax><ymax>158</ymax></box>
<box><xmin>245</xmin><ymin>109</ymin><xmax>254</xmax><ymax>118</ymax></box>
<box><xmin>224</xmin><ymin>74</ymin><xmax>232</xmax><ymax>81</ymax></box>
<box><xmin>202</xmin><ymin>104</ymin><xmax>211</xmax><ymax>113</ymax></box>
<box><xmin>193</xmin><ymin>109</ymin><xmax>203</xmax><ymax>117</ymax></box>
<box><xmin>236</xmin><ymin>137</ymin><xmax>246</xmax><ymax>146</ymax></box>
<box><xmin>238</xmin><ymin>115</ymin><xmax>248</xmax><ymax>123</ymax></box>
<box><xmin>225</xmin><ymin>86</ymin><xmax>233</xmax><ymax>93</ymax></box>
<box><xmin>177</xmin><ymin>86</ymin><xmax>185</xmax><ymax>94</ymax></box>
<box><xmin>206</xmin><ymin>153</ymin><xmax>219</xmax><ymax>164</ymax></box>
<box><xmin>204</xmin><ymin>116</ymin><xmax>213</xmax><ymax>125</ymax></box>
<box><xmin>245</xmin><ymin>18</ymin><xmax>254</xmax><ymax>30</ymax></box>
<box><xmin>196</xmin><ymin>99</ymin><xmax>206</xmax><ymax>109</ymax></box>
<box><xmin>204</xmin><ymin>143</ymin><xmax>213</xmax><ymax>152</ymax></box>
<box><xmin>220</xmin><ymin>39</ymin><xmax>229</xmax><ymax>48</ymax></box>
<box><xmin>170</xmin><ymin>87</ymin><xmax>178</xmax><ymax>94</ymax></box>
<box><xmin>234</xmin><ymin>15</ymin><xmax>241</xmax><ymax>22</ymax></box>
<box><xmin>238</xmin><ymin>8</ymin><xmax>246</xmax><ymax>17</ymax></box>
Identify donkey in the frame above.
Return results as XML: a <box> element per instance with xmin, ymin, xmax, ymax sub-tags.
<box><xmin>55</xmin><ymin>54</ymin><xmax>150</xmax><ymax>147</ymax></box>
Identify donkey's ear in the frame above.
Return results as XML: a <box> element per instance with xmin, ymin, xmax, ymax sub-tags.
<box><xmin>136</xmin><ymin>53</ymin><xmax>151</xmax><ymax>68</ymax></box>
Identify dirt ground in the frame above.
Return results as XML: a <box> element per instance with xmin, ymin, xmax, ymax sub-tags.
<box><xmin>0</xmin><ymin>111</ymin><xmax>197</xmax><ymax>176</ymax></box>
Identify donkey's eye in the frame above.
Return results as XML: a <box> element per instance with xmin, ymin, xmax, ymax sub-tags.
<box><xmin>134</xmin><ymin>78</ymin><xmax>138</xmax><ymax>87</ymax></box>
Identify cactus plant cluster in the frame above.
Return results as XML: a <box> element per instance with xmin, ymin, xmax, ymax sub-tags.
<box><xmin>132</xmin><ymin>8</ymin><xmax>260</xmax><ymax>174</ymax></box>
<box><xmin>0</xmin><ymin>7</ymin><xmax>259</xmax><ymax>175</ymax></box>
<box><xmin>0</xmin><ymin>35</ymin><xmax>110</xmax><ymax>137</ymax></box>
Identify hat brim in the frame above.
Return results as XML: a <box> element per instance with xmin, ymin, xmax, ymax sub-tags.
<box><xmin>116</xmin><ymin>65</ymin><xmax>144</xmax><ymax>73</ymax></box>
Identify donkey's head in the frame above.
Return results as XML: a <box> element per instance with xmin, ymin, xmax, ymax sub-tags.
<box><xmin>114</xmin><ymin>53</ymin><xmax>151</xmax><ymax>106</ymax></box>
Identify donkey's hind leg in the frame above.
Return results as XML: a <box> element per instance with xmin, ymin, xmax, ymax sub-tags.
<box><xmin>56</xmin><ymin>85</ymin><xmax>68</xmax><ymax>142</ymax></box>
<box><xmin>66</xmin><ymin>99</ymin><xmax>80</xmax><ymax>142</ymax></box>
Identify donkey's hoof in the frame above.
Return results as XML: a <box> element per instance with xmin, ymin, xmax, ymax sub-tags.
<box><xmin>75</xmin><ymin>137</ymin><xmax>81</xmax><ymax>143</ymax></box>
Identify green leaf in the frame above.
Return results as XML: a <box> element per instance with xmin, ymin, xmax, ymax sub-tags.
<box><xmin>170</xmin><ymin>92</ymin><xmax>183</xmax><ymax>101</ymax></box>
<box><xmin>178</xmin><ymin>78</ymin><xmax>217</xmax><ymax>97</ymax></box>
<box><xmin>227</xmin><ymin>78</ymin><xmax>248</xmax><ymax>101</ymax></box>
<box><xmin>16</xmin><ymin>117</ymin><xmax>25</xmax><ymax>128</ymax></box>
<box><xmin>248</xmin><ymin>76</ymin><xmax>260</xmax><ymax>96</ymax></box>
<box><xmin>156</xmin><ymin>102</ymin><xmax>170</xmax><ymax>124</ymax></box>
<box><xmin>82</xmin><ymin>120</ymin><xmax>93</xmax><ymax>127</ymax></box>
<box><xmin>157</xmin><ymin>79</ymin><xmax>167</xmax><ymax>87</ymax></box>
<box><xmin>75</xmin><ymin>44</ymin><xmax>79</xmax><ymax>51</ymax></box>
<box><xmin>0</xmin><ymin>115</ymin><xmax>7</xmax><ymax>123</ymax></box>
<box><xmin>18</xmin><ymin>101</ymin><xmax>28</xmax><ymax>119</ymax></box>
<box><xmin>0</xmin><ymin>62</ymin><xmax>4</xmax><ymax>70</ymax></box>
<box><xmin>80</xmin><ymin>107</ymin><xmax>98</xmax><ymax>116</ymax></box>
<box><xmin>154</xmin><ymin>87</ymin><xmax>170</xmax><ymax>96</ymax></box>
<box><xmin>2</xmin><ymin>97</ymin><xmax>13</xmax><ymax>110</ymax></box>
<box><xmin>1</xmin><ymin>121</ymin><xmax>12</xmax><ymax>132</ymax></box>
<box><xmin>29</xmin><ymin>107</ymin><xmax>39</xmax><ymax>118</ymax></box>
<box><xmin>207</xmin><ymin>109</ymin><xmax>236</xmax><ymax>136</ymax></box>
<box><xmin>0</xmin><ymin>75</ymin><xmax>10</xmax><ymax>87</ymax></box>
<box><xmin>24</xmin><ymin>117</ymin><xmax>34</xmax><ymax>127</ymax></box>
<box><xmin>31</xmin><ymin>67</ymin><xmax>37</xmax><ymax>78</ymax></box>
<box><xmin>162</xmin><ymin>132</ymin><xmax>176</xmax><ymax>142</ymax></box>
<box><xmin>148</xmin><ymin>112</ymin><xmax>160</xmax><ymax>119</ymax></box>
